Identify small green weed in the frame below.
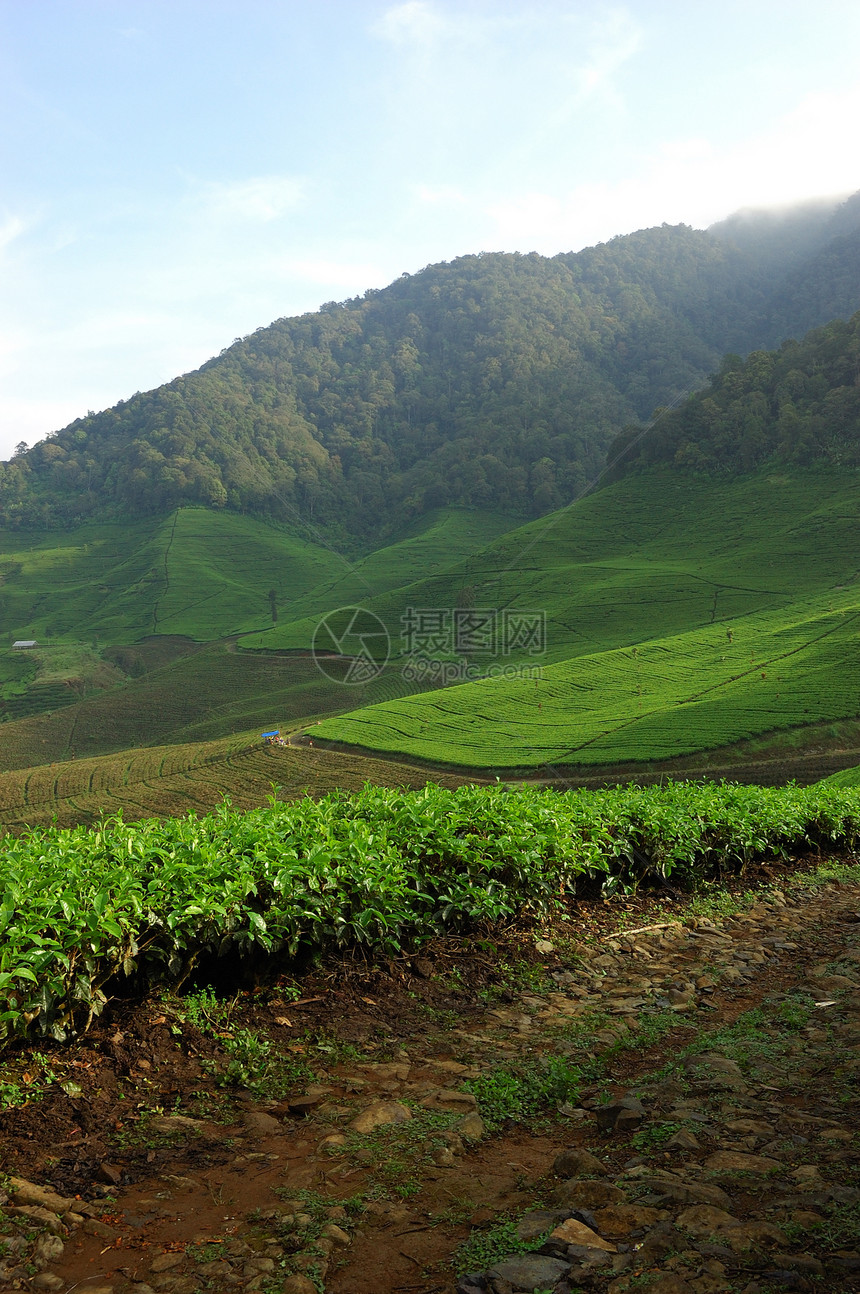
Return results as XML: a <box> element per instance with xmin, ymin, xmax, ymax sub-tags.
<box><xmin>0</xmin><ymin>1052</ymin><xmax>59</xmax><ymax>1110</ymax></box>
<box><xmin>180</xmin><ymin>987</ymin><xmax>236</xmax><ymax>1032</ymax></box>
<box><xmin>463</xmin><ymin>1055</ymin><xmax>582</xmax><ymax>1131</ymax></box>
<box><xmin>631</xmin><ymin>1121</ymin><xmax>682</xmax><ymax>1153</ymax></box>
<box><xmin>454</xmin><ymin>1218</ymin><xmax>549</xmax><ymax>1275</ymax></box>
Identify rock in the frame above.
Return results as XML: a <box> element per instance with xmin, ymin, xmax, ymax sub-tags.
<box><xmin>769</xmin><ymin>1252</ymin><xmax>825</xmax><ymax>1275</ymax></box>
<box><xmin>286</xmin><ymin>1094</ymin><xmax>324</xmax><ymax>1117</ymax></box>
<box><xmin>421</xmin><ymin>1088</ymin><xmax>479</xmax><ymax>1113</ymax></box>
<box><xmin>676</xmin><ymin>1204</ymin><xmax>741</xmax><ymax>1235</ymax></box>
<box><xmin>704</xmin><ymin>1150</ymin><xmax>782</xmax><ymax>1174</ymax></box>
<box><xmin>83</xmin><ymin>1217</ymin><xmax>120</xmax><ymax>1240</ymax></box>
<box><xmin>592</xmin><ymin>1203</ymin><xmax>663</xmax><ymax>1235</ymax></box>
<box><xmin>552</xmin><ymin>1179</ymin><xmax>625</xmax><ymax>1209</ymax></box>
<box><xmin>720</xmin><ymin>1221</ymin><xmax>789</xmax><ymax>1251</ymax></box>
<box><xmin>666</xmin><ymin>1128</ymin><xmax>701</xmax><ymax>1151</ymax></box>
<box><xmin>458</xmin><ymin>1112</ymin><xmax>486</xmax><ymax>1141</ymax></box>
<box><xmin>322</xmin><ymin>1223</ymin><xmax>351</xmax><ymax>1246</ymax></box>
<box><xmin>244</xmin><ymin>1257</ymin><xmax>277</xmax><ymax>1275</ymax></box>
<box><xmin>364</xmin><ymin>1061</ymin><xmax>411</xmax><ymax>1081</ymax></box>
<box><xmin>548</xmin><ymin>1217</ymin><xmax>617</xmax><ymax>1251</ymax></box>
<box><xmin>486</xmin><ymin>1253</ymin><xmax>571</xmax><ymax>1290</ymax></box>
<box><xmin>348</xmin><ymin>1100</ymin><xmax>412</xmax><ymax>1133</ymax></box>
<box><xmin>725</xmin><ymin>1119</ymin><xmax>775</xmax><ymax>1138</ymax></box>
<box><xmin>150</xmin><ymin>1252</ymin><xmax>186</xmax><ymax>1273</ymax></box>
<box><xmin>32</xmin><ymin>1276</ymin><xmax>65</xmax><ymax>1292</ymax></box>
<box><xmin>637</xmin><ymin>1223</ymin><xmax>687</xmax><ymax>1263</ymax></box>
<box><xmin>244</xmin><ymin>1110</ymin><xmax>283</xmax><ymax>1135</ymax></box>
<box><xmin>685</xmin><ymin>1052</ymin><xmax>747</xmax><ymax>1086</ymax></box>
<box><xmin>318</xmin><ymin>1133</ymin><xmax>346</xmax><ymax>1151</ymax></box>
<box><xmin>8</xmin><ymin>1204</ymin><xmax>65</xmax><ymax>1234</ymax></box>
<box><xmin>553</xmin><ymin>1146</ymin><xmax>608</xmax><ymax>1177</ymax></box>
<box><xmin>33</xmin><ymin>1235</ymin><xmax>64</xmax><ymax>1269</ymax></box>
<box><xmin>7</xmin><ymin>1177</ymin><xmax>73</xmax><ymax>1214</ymax></box>
<box><xmin>595</xmin><ymin>1095</ymin><xmax>646</xmax><ymax>1134</ymax></box>
<box><xmin>651</xmin><ymin>1179</ymin><xmax>736</xmax><ymax>1209</ymax></box>
<box><xmin>516</xmin><ymin>1210</ymin><xmax>564</xmax><ymax>1241</ymax></box>
<box><xmin>634</xmin><ymin>1276</ymin><xmax>695</xmax><ymax>1294</ymax></box>
<box><xmin>149</xmin><ymin>1114</ymin><xmax>206</xmax><ymax>1134</ymax></box>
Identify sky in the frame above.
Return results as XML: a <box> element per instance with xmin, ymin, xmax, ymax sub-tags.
<box><xmin>1</xmin><ymin>0</ymin><xmax>859</xmax><ymax>463</ymax></box>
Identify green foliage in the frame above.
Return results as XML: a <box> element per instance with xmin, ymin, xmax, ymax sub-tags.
<box><xmin>615</xmin><ymin>310</ymin><xmax>860</xmax><ymax>477</ymax></box>
<box><xmin>315</xmin><ymin>580</ymin><xmax>860</xmax><ymax>768</ymax></box>
<box><xmin>2</xmin><ymin>779</ymin><xmax>860</xmax><ymax>1047</ymax></box>
<box><xmin>463</xmin><ymin>1055</ymin><xmax>583</xmax><ymax>1130</ymax></box>
<box><xmin>5</xmin><ymin>203</ymin><xmax>859</xmax><ymax>537</ymax></box>
<box><xmin>454</xmin><ymin>1217</ymin><xmax>550</xmax><ymax>1276</ymax></box>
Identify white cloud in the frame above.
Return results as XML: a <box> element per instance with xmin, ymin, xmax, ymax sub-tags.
<box><xmin>0</xmin><ymin>215</ymin><xmax>27</xmax><ymax>253</ymax></box>
<box><xmin>0</xmin><ymin>396</ymin><xmax>86</xmax><ymax>459</ymax></box>
<box><xmin>194</xmin><ymin>175</ymin><xmax>307</xmax><ymax>223</ymax></box>
<box><xmin>484</xmin><ymin>82</ymin><xmax>860</xmax><ymax>254</ymax></box>
<box><xmin>277</xmin><ymin>257</ymin><xmax>387</xmax><ymax>288</ymax></box>
<box><xmin>413</xmin><ymin>183</ymin><xmax>468</xmax><ymax>207</ymax></box>
<box><xmin>574</xmin><ymin>7</ymin><xmax>642</xmax><ymax>105</ymax></box>
<box><xmin>373</xmin><ymin>1</ymin><xmax>448</xmax><ymax>47</ymax></box>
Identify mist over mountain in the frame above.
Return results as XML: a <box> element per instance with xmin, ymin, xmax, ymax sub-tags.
<box><xmin>2</xmin><ymin>190</ymin><xmax>859</xmax><ymax>542</ymax></box>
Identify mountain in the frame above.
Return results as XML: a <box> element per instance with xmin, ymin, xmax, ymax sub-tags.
<box><xmin>4</xmin><ymin>297</ymin><xmax>860</xmax><ymax>782</ymax></box>
<box><xmin>3</xmin><ymin>190</ymin><xmax>860</xmax><ymax>542</ymax></box>
<box><xmin>609</xmin><ymin>310</ymin><xmax>860</xmax><ymax>476</ymax></box>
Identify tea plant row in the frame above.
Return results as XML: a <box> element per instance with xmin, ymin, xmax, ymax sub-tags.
<box><xmin>2</xmin><ymin>779</ymin><xmax>859</xmax><ymax>1046</ymax></box>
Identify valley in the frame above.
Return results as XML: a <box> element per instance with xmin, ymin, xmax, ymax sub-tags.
<box><xmin>3</xmin><ymin>196</ymin><xmax>860</xmax><ymax>1294</ymax></box>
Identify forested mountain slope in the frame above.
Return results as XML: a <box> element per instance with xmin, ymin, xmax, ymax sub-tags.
<box><xmin>3</xmin><ymin>191</ymin><xmax>860</xmax><ymax>542</ymax></box>
<box><xmin>610</xmin><ymin>310</ymin><xmax>860</xmax><ymax>475</ymax></box>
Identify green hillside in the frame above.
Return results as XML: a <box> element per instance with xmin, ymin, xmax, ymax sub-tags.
<box><xmin>3</xmin><ymin>208</ymin><xmax>860</xmax><ymax>786</ymax></box>
<box><xmin>245</xmin><ymin>465</ymin><xmax>860</xmax><ymax>663</ymax></box>
<box><xmin>302</xmin><ymin>460</ymin><xmax>860</xmax><ymax>769</ymax></box>
<box><xmin>820</xmin><ymin>763</ymin><xmax>860</xmax><ymax>788</ymax></box>
<box><xmin>613</xmin><ymin>312</ymin><xmax>860</xmax><ymax>477</ymax></box>
<box><xmin>0</xmin><ymin>505</ymin><xmax>513</xmax><ymax>647</ymax></box>
<box><xmin>313</xmin><ymin>583</ymin><xmax>860</xmax><ymax>769</ymax></box>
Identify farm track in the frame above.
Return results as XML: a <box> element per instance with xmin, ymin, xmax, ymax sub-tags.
<box><xmin>1</xmin><ymin>863</ymin><xmax>858</xmax><ymax>1294</ymax></box>
<box><xmin>292</xmin><ymin>731</ymin><xmax>860</xmax><ymax>791</ymax></box>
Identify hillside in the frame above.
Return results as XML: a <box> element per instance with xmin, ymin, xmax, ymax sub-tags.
<box><xmin>3</xmin><ymin>191</ymin><xmax>860</xmax><ymax>542</ymax></box>
<box><xmin>2</xmin><ymin>197</ymin><xmax>860</xmax><ymax>787</ymax></box>
<box><xmin>611</xmin><ymin>310</ymin><xmax>860</xmax><ymax>476</ymax></box>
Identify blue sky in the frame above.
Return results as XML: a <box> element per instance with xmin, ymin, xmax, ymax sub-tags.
<box><xmin>1</xmin><ymin>0</ymin><xmax>859</xmax><ymax>461</ymax></box>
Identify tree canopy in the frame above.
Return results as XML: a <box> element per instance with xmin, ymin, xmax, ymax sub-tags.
<box><xmin>3</xmin><ymin>193</ymin><xmax>860</xmax><ymax>541</ymax></box>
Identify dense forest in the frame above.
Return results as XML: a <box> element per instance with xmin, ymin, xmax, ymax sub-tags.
<box><xmin>609</xmin><ymin>311</ymin><xmax>860</xmax><ymax>477</ymax></box>
<box><xmin>2</xmin><ymin>191</ymin><xmax>860</xmax><ymax>541</ymax></box>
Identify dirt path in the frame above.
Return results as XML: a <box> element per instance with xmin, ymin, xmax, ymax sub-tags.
<box><xmin>1</xmin><ymin>865</ymin><xmax>859</xmax><ymax>1294</ymax></box>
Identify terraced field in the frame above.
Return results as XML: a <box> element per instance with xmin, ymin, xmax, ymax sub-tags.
<box><xmin>0</xmin><ymin>734</ymin><xmax>476</xmax><ymax>831</ymax></box>
<box><xmin>242</xmin><ymin>468</ymin><xmax>860</xmax><ymax>670</ymax></box>
<box><xmin>0</xmin><ymin>637</ymin><xmax>450</xmax><ymax>774</ymax></box>
<box><xmin>314</xmin><ymin>585</ymin><xmax>860</xmax><ymax>769</ymax></box>
<box><xmin>0</xmin><ymin>506</ymin><xmax>515</xmax><ymax>648</ymax></box>
<box><xmin>3</xmin><ymin>466</ymin><xmax>860</xmax><ymax>783</ymax></box>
